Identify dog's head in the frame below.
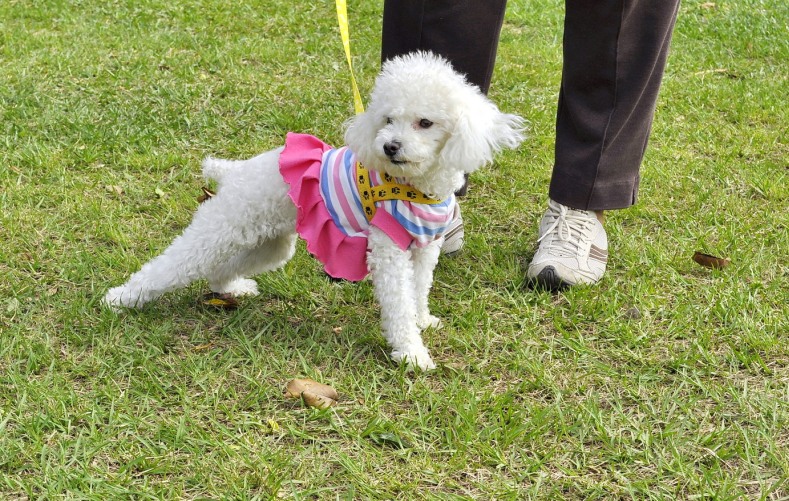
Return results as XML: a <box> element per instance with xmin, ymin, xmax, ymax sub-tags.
<box><xmin>345</xmin><ymin>52</ymin><xmax>524</xmax><ymax>199</ymax></box>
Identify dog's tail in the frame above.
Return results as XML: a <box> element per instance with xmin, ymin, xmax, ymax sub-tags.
<box><xmin>201</xmin><ymin>157</ymin><xmax>243</xmax><ymax>183</ymax></box>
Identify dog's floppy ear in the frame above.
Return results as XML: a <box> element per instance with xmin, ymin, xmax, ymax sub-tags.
<box><xmin>440</xmin><ymin>98</ymin><xmax>524</xmax><ymax>174</ymax></box>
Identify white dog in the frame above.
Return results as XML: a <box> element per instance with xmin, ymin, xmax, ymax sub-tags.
<box><xmin>104</xmin><ymin>52</ymin><xmax>523</xmax><ymax>370</ymax></box>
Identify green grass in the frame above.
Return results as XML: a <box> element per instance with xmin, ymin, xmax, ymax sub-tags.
<box><xmin>1</xmin><ymin>0</ymin><xmax>787</xmax><ymax>498</ymax></box>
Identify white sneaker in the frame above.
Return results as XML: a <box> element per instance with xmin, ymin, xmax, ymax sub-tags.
<box><xmin>527</xmin><ymin>199</ymin><xmax>608</xmax><ymax>289</ymax></box>
<box><xmin>441</xmin><ymin>204</ymin><xmax>464</xmax><ymax>256</ymax></box>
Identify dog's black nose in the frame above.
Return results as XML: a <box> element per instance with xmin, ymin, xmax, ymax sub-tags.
<box><xmin>383</xmin><ymin>141</ymin><xmax>401</xmax><ymax>158</ymax></box>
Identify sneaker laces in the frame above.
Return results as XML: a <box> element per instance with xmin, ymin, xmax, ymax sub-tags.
<box><xmin>537</xmin><ymin>201</ymin><xmax>597</xmax><ymax>257</ymax></box>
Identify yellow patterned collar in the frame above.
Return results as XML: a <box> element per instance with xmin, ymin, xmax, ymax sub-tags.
<box><xmin>354</xmin><ymin>163</ymin><xmax>443</xmax><ymax>221</ymax></box>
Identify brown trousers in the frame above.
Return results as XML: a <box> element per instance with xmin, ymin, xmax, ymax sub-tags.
<box><xmin>382</xmin><ymin>0</ymin><xmax>680</xmax><ymax>210</ymax></box>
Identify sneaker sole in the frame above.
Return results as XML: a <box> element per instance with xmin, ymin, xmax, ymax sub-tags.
<box><xmin>530</xmin><ymin>266</ymin><xmax>571</xmax><ymax>291</ymax></box>
<box><xmin>441</xmin><ymin>243</ymin><xmax>464</xmax><ymax>257</ymax></box>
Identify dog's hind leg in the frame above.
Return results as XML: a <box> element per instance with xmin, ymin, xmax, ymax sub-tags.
<box><xmin>367</xmin><ymin>227</ymin><xmax>436</xmax><ymax>370</ymax></box>
<box><xmin>103</xmin><ymin>200</ymin><xmax>250</xmax><ymax>309</ymax></box>
<box><xmin>206</xmin><ymin>233</ymin><xmax>297</xmax><ymax>296</ymax></box>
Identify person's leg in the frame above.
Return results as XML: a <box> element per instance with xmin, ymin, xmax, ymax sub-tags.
<box><xmin>382</xmin><ymin>0</ymin><xmax>506</xmax><ymax>94</ymax></box>
<box><xmin>550</xmin><ymin>0</ymin><xmax>681</xmax><ymax>211</ymax></box>
<box><xmin>528</xmin><ymin>0</ymin><xmax>680</xmax><ymax>289</ymax></box>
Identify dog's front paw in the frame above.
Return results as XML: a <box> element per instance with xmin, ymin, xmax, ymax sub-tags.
<box><xmin>390</xmin><ymin>347</ymin><xmax>437</xmax><ymax>371</ymax></box>
<box><xmin>416</xmin><ymin>314</ymin><xmax>443</xmax><ymax>330</ymax></box>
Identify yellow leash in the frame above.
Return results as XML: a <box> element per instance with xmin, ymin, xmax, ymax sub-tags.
<box><xmin>335</xmin><ymin>1</ymin><xmax>442</xmax><ymax>221</ymax></box>
<box><xmin>335</xmin><ymin>0</ymin><xmax>365</xmax><ymax>114</ymax></box>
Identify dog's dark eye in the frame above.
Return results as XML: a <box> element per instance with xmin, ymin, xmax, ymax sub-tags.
<box><xmin>386</xmin><ymin>117</ymin><xmax>393</xmax><ymax>125</ymax></box>
<box><xmin>418</xmin><ymin>119</ymin><xmax>433</xmax><ymax>129</ymax></box>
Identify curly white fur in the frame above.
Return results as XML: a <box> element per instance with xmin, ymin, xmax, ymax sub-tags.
<box><xmin>104</xmin><ymin>52</ymin><xmax>524</xmax><ymax>370</ymax></box>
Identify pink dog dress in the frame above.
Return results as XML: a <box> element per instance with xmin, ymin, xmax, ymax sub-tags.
<box><xmin>279</xmin><ymin>133</ymin><xmax>456</xmax><ymax>281</ymax></box>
